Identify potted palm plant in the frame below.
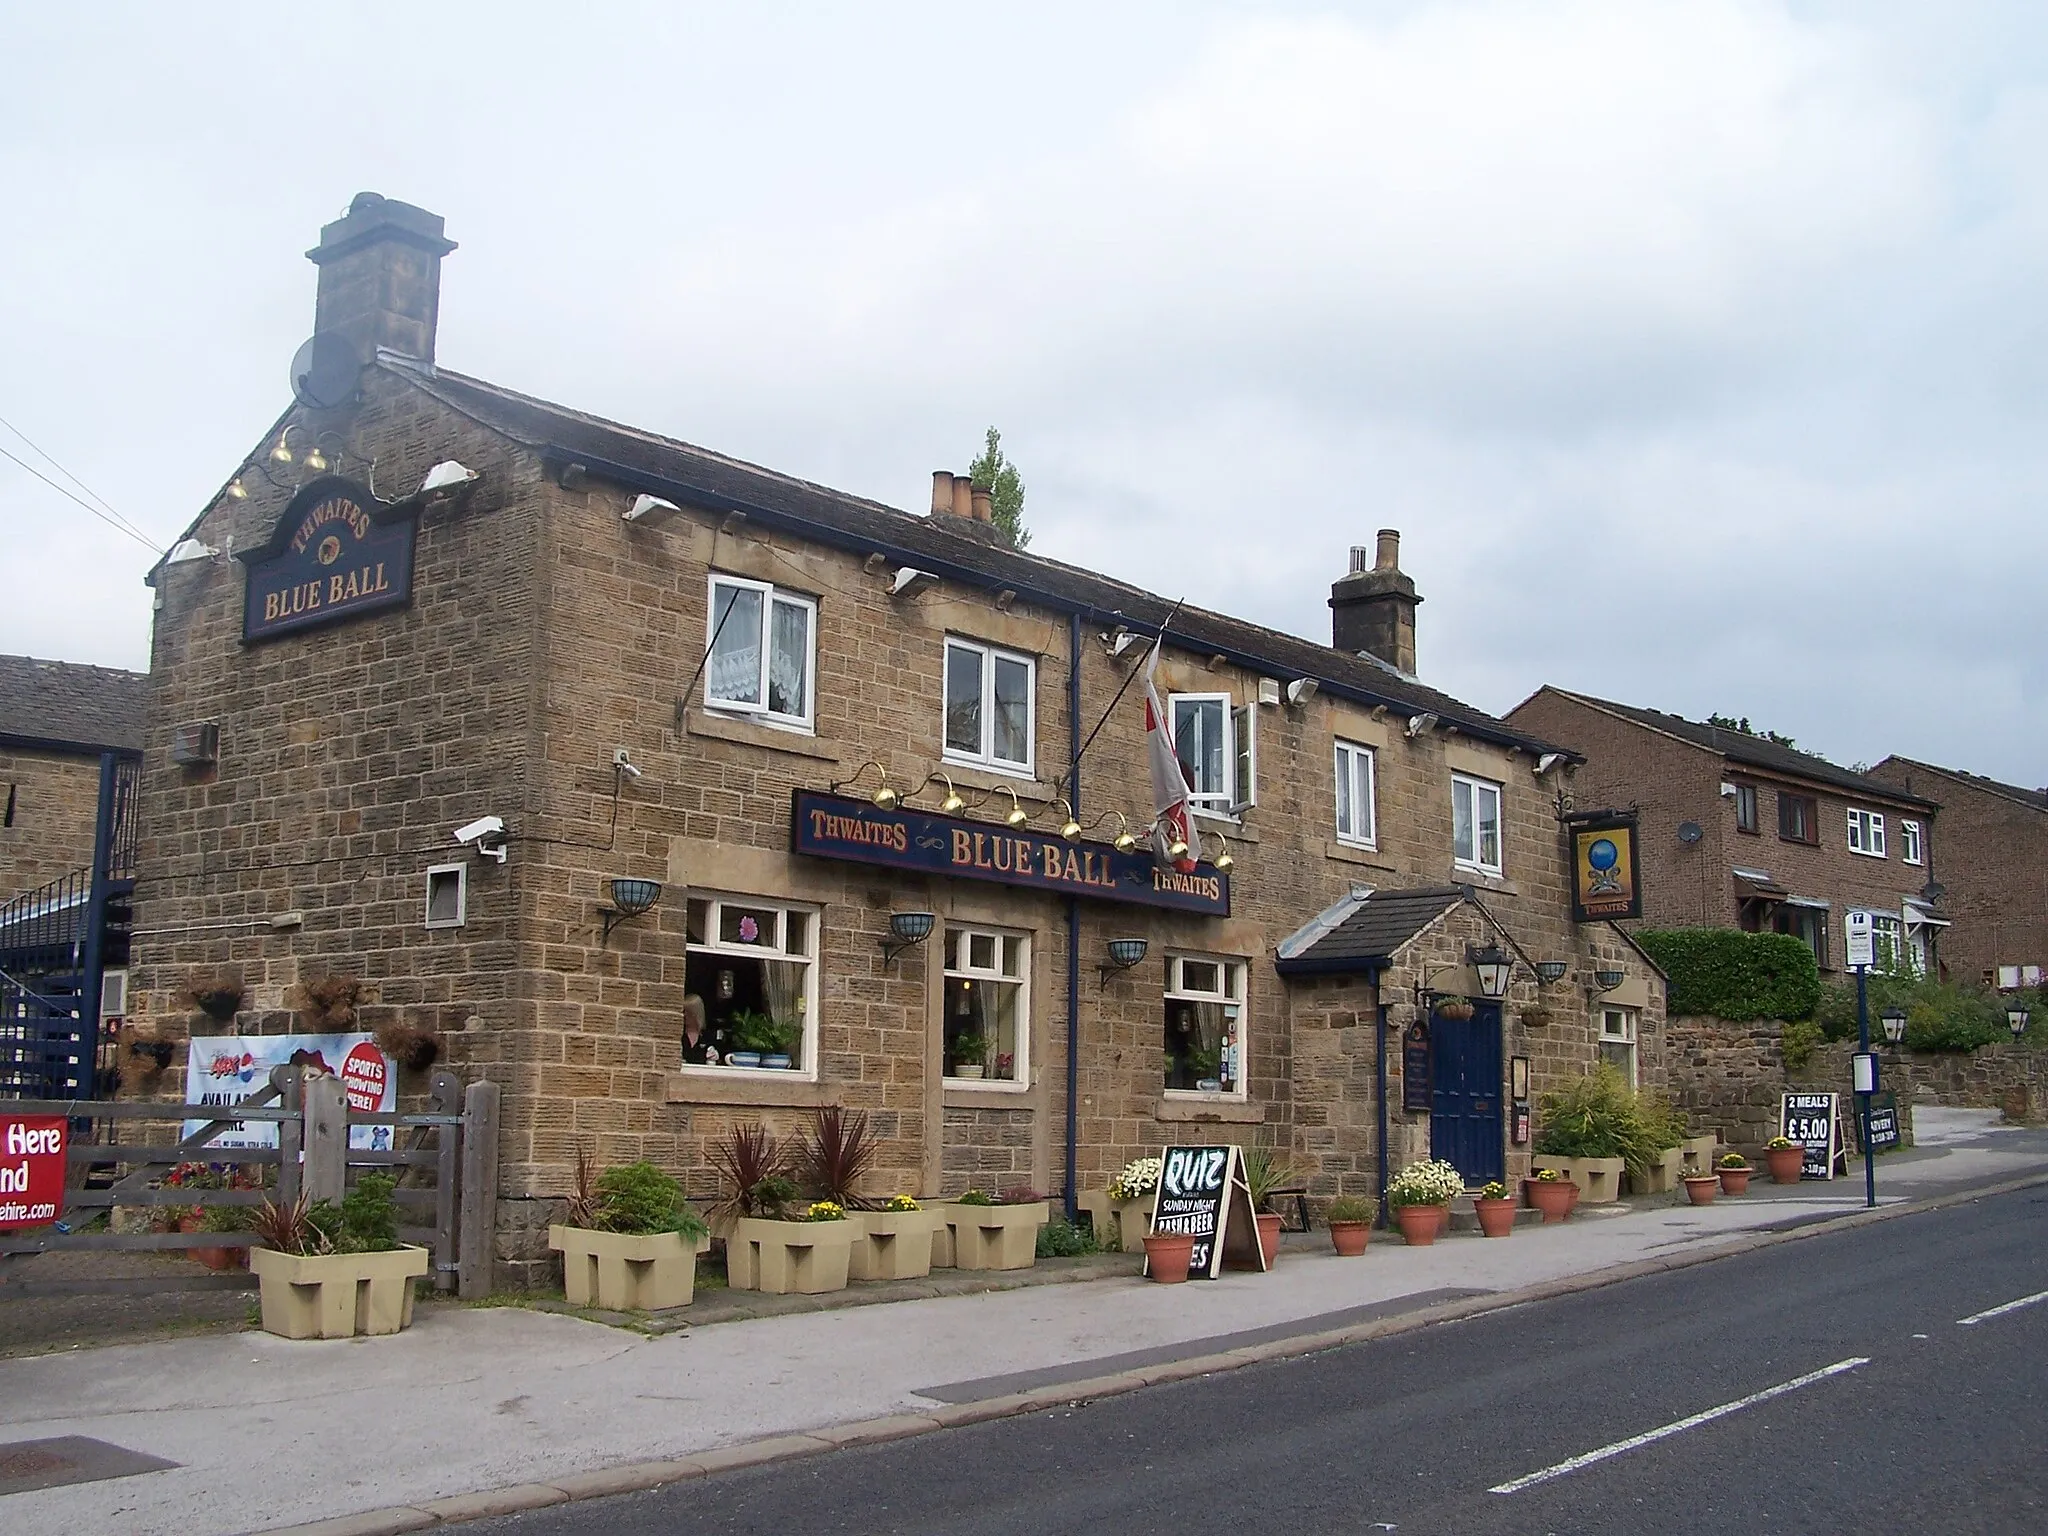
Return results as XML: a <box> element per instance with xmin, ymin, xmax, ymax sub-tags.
<box><xmin>248</xmin><ymin>1174</ymin><xmax>428</xmax><ymax>1338</ymax></box>
<box><xmin>713</xmin><ymin>1121</ymin><xmax>857</xmax><ymax>1294</ymax></box>
<box><xmin>548</xmin><ymin>1148</ymin><xmax>709</xmax><ymax>1311</ymax></box>
<box><xmin>1325</xmin><ymin>1195</ymin><xmax>1373</xmax><ymax>1255</ymax></box>
<box><xmin>948</xmin><ymin>1030</ymin><xmax>989</xmax><ymax>1079</ymax></box>
<box><xmin>1238</xmin><ymin>1145</ymin><xmax>1299</xmax><ymax>1268</ymax></box>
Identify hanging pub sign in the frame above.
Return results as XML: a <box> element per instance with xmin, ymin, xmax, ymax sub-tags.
<box><xmin>1569</xmin><ymin>814</ymin><xmax>1643</xmax><ymax>923</ymax></box>
<box><xmin>238</xmin><ymin>475</ymin><xmax>417</xmax><ymax>643</ymax></box>
<box><xmin>1402</xmin><ymin>1021</ymin><xmax>1433</xmax><ymax>1113</ymax></box>
<box><xmin>1148</xmin><ymin>1144</ymin><xmax>1264</xmax><ymax>1279</ymax></box>
<box><xmin>791</xmin><ymin>789</ymin><xmax>1230</xmax><ymax>916</ymax></box>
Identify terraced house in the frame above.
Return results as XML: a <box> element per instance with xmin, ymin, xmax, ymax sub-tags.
<box><xmin>128</xmin><ymin>194</ymin><xmax>1664</xmax><ymax>1283</ymax></box>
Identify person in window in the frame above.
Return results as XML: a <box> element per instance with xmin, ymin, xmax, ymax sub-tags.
<box><xmin>680</xmin><ymin>994</ymin><xmax>722</xmax><ymax>1066</ymax></box>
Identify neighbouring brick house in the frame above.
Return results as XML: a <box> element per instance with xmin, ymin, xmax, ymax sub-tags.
<box><xmin>1866</xmin><ymin>756</ymin><xmax>2048</xmax><ymax>990</ymax></box>
<box><xmin>1507</xmin><ymin>688</ymin><xmax>1946</xmax><ymax>977</ymax></box>
<box><xmin>128</xmin><ymin>193</ymin><xmax>1665</xmax><ymax>1283</ymax></box>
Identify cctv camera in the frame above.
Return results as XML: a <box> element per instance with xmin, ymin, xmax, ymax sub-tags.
<box><xmin>453</xmin><ymin>815</ymin><xmax>505</xmax><ymax>846</ymax></box>
<box><xmin>612</xmin><ymin>747</ymin><xmax>643</xmax><ymax>781</ymax></box>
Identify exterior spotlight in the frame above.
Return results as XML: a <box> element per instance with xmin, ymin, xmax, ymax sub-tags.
<box><xmin>1114</xmin><ymin>826</ymin><xmax>1140</xmax><ymax>853</ymax></box>
<box><xmin>1167</xmin><ymin>836</ymin><xmax>1190</xmax><ymax>861</ymax></box>
<box><xmin>1536</xmin><ymin>960</ymin><xmax>1569</xmax><ymax>985</ymax></box>
<box><xmin>1881</xmin><ymin>1006</ymin><xmax>1907</xmax><ymax>1046</ymax></box>
<box><xmin>269</xmin><ymin>429</ymin><xmax>295</xmax><ymax>466</ymax></box>
<box><xmin>1214</xmin><ymin>847</ymin><xmax>1234</xmax><ymax>871</ymax></box>
<box><xmin>1100</xmin><ymin>936</ymin><xmax>1149</xmax><ymax>981</ymax></box>
<box><xmin>303</xmin><ymin>443</ymin><xmax>329</xmax><ymax>472</ymax></box>
<box><xmin>2008</xmin><ymin>1004</ymin><xmax>2031</xmax><ymax>1038</ymax></box>
<box><xmin>1057</xmin><ymin>799</ymin><xmax>1082</xmax><ymax>840</ymax></box>
<box><xmin>601</xmin><ymin>877</ymin><xmax>663</xmax><ymax>944</ymax></box>
<box><xmin>881</xmin><ymin>910</ymin><xmax>936</xmax><ymax>963</ymax></box>
<box><xmin>994</xmin><ymin>786</ymin><xmax>1029</xmax><ymax>828</ymax></box>
<box><xmin>1593</xmin><ymin>969</ymin><xmax>1625</xmax><ymax>992</ymax></box>
<box><xmin>1468</xmin><ymin>944</ymin><xmax>1511</xmax><ymax>1000</ymax></box>
<box><xmin>226</xmin><ymin>476</ymin><xmax>248</xmax><ymax>500</ymax></box>
<box><xmin>936</xmin><ymin>774</ymin><xmax>965</xmax><ymax>814</ymax></box>
<box><xmin>872</xmin><ymin>782</ymin><xmax>901</xmax><ymax>810</ymax></box>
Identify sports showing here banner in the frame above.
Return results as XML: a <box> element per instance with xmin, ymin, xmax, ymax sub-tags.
<box><xmin>184</xmin><ymin>1034</ymin><xmax>398</xmax><ymax>1152</ymax></box>
<box><xmin>0</xmin><ymin>1116</ymin><xmax>67</xmax><ymax>1231</ymax></box>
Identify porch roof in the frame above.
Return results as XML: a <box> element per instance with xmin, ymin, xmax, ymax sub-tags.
<box><xmin>1272</xmin><ymin>885</ymin><xmax>1469</xmax><ymax>977</ymax></box>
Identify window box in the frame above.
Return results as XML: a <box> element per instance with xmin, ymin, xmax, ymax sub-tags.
<box><xmin>680</xmin><ymin>895</ymin><xmax>819</xmax><ymax>1080</ymax></box>
<box><xmin>1334</xmin><ymin>739</ymin><xmax>1377</xmax><ymax>848</ymax></box>
<box><xmin>1453</xmin><ymin>773</ymin><xmax>1503</xmax><ymax>875</ymax></box>
<box><xmin>1169</xmin><ymin>692</ymin><xmax>1254</xmax><ymax>816</ymax></box>
<box><xmin>943</xmin><ymin>637</ymin><xmax>1035</xmax><ymax>775</ymax></box>
<box><xmin>704</xmin><ymin>574</ymin><xmax>816</xmax><ymax>732</ymax></box>
<box><xmin>1164</xmin><ymin>954</ymin><xmax>1248</xmax><ymax>1100</ymax></box>
<box><xmin>1846</xmin><ymin>808</ymin><xmax>1887</xmax><ymax>858</ymax></box>
<box><xmin>725</xmin><ymin>1215</ymin><xmax>856</xmax><ymax>1294</ymax></box>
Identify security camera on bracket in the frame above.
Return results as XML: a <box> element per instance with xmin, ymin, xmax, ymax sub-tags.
<box><xmin>453</xmin><ymin>814</ymin><xmax>508</xmax><ymax>863</ymax></box>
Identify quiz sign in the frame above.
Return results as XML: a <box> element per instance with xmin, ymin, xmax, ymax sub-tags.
<box><xmin>0</xmin><ymin>1116</ymin><xmax>67</xmax><ymax>1231</ymax></box>
<box><xmin>1148</xmin><ymin>1145</ymin><xmax>1264</xmax><ymax>1279</ymax></box>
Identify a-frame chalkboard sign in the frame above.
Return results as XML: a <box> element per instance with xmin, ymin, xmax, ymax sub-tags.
<box><xmin>1146</xmin><ymin>1144</ymin><xmax>1266</xmax><ymax>1279</ymax></box>
<box><xmin>1780</xmin><ymin>1091</ymin><xmax>1849</xmax><ymax>1179</ymax></box>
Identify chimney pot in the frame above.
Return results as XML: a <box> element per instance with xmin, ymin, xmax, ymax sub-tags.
<box><xmin>1330</xmin><ymin>530</ymin><xmax>1421</xmax><ymax>675</ymax></box>
<box><xmin>306</xmin><ymin>192</ymin><xmax>457</xmax><ymax>366</ymax></box>
<box><xmin>931</xmin><ymin>471</ymin><xmax>956</xmax><ymax>517</ymax></box>
<box><xmin>1348</xmin><ymin>545</ymin><xmax>1372</xmax><ymax>574</ymax></box>
<box><xmin>1375</xmin><ymin>529</ymin><xmax>1400</xmax><ymax>572</ymax></box>
<box><xmin>952</xmin><ymin>474</ymin><xmax>975</xmax><ymax>521</ymax></box>
<box><xmin>971</xmin><ymin>484</ymin><xmax>994</xmax><ymax>523</ymax></box>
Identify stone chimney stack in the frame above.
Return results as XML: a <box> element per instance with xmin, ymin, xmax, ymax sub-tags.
<box><xmin>1329</xmin><ymin>530</ymin><xmax>1422</xmax><ymax>675</ymax></box>
<box><xmin>306</xmin><ymin>193</ymin><xmax>457</xmax><ymax>367</ymax></box>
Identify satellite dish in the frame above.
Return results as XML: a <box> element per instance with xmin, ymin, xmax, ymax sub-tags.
<box><xmin>1677</xmin><ymin>821</ymin><xmax>1704</xmax><ymax>844</ymax></box>
<box><xmin>289</xmin><ymin>332</ymin><xmax>362</xmax><ymax>410</ymax></box>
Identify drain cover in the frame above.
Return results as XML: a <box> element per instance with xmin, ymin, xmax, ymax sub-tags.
<box><xmin>0</xmin><ymin>1436</ymin><xmax>177</xmax><ymax>1496</ymax></box>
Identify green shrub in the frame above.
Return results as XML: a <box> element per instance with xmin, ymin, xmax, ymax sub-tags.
<box><xmin>305</xmin><ymin>1173</ymin><xmax>401</xmax><ymax>1255</ymax></box>
<box><xmin>1636</xmin><ymin>929</ymin><xmax>1820</xmax><ymax>1021</ymax></box>
<box><xmin>1035</xmin><ymin>1218</ymin><xmax>1102</xmax><ymax>1258</ymax></box>
<box><xmin>594</xmin><ymin>1161</ymin><xmax>710</xmax><ymax>1240</ymax></box>
<box><xmin>1814</xmin><ymin>974</ymin><xmax>2013</xmax><ymax>1052</ymax></box>
<box><xmin>1533</xmin><ymin>1065</ymin><xmax>1686</xmax><ymax>1181</ymax></box>
<box><xmin>1326</xmin><ymin>1195</ymin><xmax>1374</xmax><ymax>1223</ymax></box>
<box><xmin>1781</xmin><ymin>1017</ymin><xmax>1825</xmax><ymax>1073</ymax></box>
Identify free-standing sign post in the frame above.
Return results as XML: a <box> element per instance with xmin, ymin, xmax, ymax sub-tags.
<box><xmin>1780</xmin><ymin>1091</ymin><xmax>1841</xmax><ymax>1180</ymax></box>
<box><xmin>1843</xmin><ymin>911</ymin><xmax>1878</xmax><ymax>1209</ymax></box>
<box><xmin>0</xmin><ymin>1116</ymin><xmax>67</xmax><ymax>1231</ymax></box>
<box><xmin>1148</xmin><ymin>1145</ymin><xmax>1263</xmax><ymax>1279</ymax></box>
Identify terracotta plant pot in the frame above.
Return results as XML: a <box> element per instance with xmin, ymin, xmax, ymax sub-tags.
<box><xmin>1682</xmin><ymin>1174</ymin><xmax>1719</xmax><ymax>1206</ymax></box>
<box><xmin>193</xmin><ymin>1243</ymin><xmax>245</xmax><ymax>1272</ymax></box>
<box><xmin>1717</xmin><ymin>1166</ymin><xmax>1752</xmax><ymax>1196</ymax></box>
<box><xmin>1524</xmin><ymin>1178</ymin><xmax>1574</xmax><ymax>1223</ymax></box>
<box><xmin>1474</xmin><ymin>1196</ymin><xmax>1516</xmax><ymax>1238</ymax></box>
<box><xmin>1255</xmin><ymin>1211</ymin><xmax>1283</xmax><ymax>1268</ymax></box>
<box><xmin>1142</xmin><ymin>1232</ymin><xmax>1197</xmax><ymax>1283</ymax></box>
<box><xmin>1394</xmin><ymin>1203</ymin><xmax>1443</xmax><ymax>1246</ymax></box>
<box><xmin>1766</xmin><ymin>1146</ymin><xmax>1804</xmax><ymax>1184</ymax></box>
<box><xmin>1329</xmin><ymin>1220</ymin><xmax>1370</xmax><ymax>1256</ymax></box>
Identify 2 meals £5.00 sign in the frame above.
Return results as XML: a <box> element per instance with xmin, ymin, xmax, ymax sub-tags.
<box><xmin>0</xmin><ymin>1116</ymin><xmax>66</xmax><ymax>1231</ymax></box>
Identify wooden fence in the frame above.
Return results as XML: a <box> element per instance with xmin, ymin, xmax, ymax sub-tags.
<box><xmin>0</xmin><ymin>1066</ymin><xmax>500</xmax><ymax>1298</ymax></box>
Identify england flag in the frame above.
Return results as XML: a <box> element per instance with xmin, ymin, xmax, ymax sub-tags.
<box><xmin>1143</xmin><ymin>639</ymin><xmax>1199</xmax><ymax>874</ymax></box>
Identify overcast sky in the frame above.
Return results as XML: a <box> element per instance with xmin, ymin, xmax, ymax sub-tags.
<box><xmin>4</xmin><ymin>2</ymin><xmax>2045</xmax><ymax>784</ymax></box>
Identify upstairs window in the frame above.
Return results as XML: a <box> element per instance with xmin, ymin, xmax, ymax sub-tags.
<box><xmin>1900</xmin><ymin>819</ymin><xmax>1924</xmax><ymax>866</ymax></box>
<box><xmin>1452</xmin><ymin>773</ymin><xmax>1503</xmax><ymax>875</ymax></box>
<box><xmin>1846</xmin><ymin>808</ymin><xmax>1887</xmax><ymax>859</ymax></box>
<box><xmin>1334</xmin><ymin>740</ymin><xmax>1377</xmax><ymax>848</ymax></box>
<box><xmin>1778</xmin><ymin>793</ymin><xmax>1818</xmax><ymax>845</ymax></box>
<box><xmin>705</xmin><ymin>575</ymin><xmax>816</xmax><ymax>731</ymax></box>
<box><xmin>1171</xmin><ymin>694</ymin><xmax>1254</xmax><ymax>815</ymax></box>
<box><xmin>943</xmin><ymin>638</ymin><xmax>1035</xmax><ymax>775</ymax></box>
<box><xmin>1734</xmin><ymin>783</ymin><xmax>1759</xmax><ymax>834</ymax></box>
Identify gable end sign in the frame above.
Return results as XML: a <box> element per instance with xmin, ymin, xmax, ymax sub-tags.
<box><xmin>1569</xmin><ymin>815</ymin><xmax>1643</xmax><ymax>923</ymax></box>
<box><xmin>238</xmin><ymin>476</ymin><xmax>417</xmax><ymax>643</ymax></box>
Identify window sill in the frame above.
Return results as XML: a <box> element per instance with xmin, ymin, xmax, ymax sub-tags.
<box><xmin>1154</xmin><ymin>1097</ymin><xmax>1263</xmax><ymax>1124</ymax></box>
<box><xmin>664</xmin><ymin>1071</ymin><xmax>837</xmax><ymax>1107</ymax></box>
<box><xmin>944</xmin><ymin>1084</ymin><xmax>1035</xmax><ymax>1109</ymax></box>
<box><xmin>684</xmin><ymin>708</ymin><xmax>838</xmax><ymax>763</ymax></box>
<box><xmin>1325</xmin><ymin>840</ymin><xmax>1392</xmax><ymax>870</ymax></box>
<box><xmin>1847</xmin><ymin>849</ymin><xmax>1889</xmax><ymax>861</ymax></box>
<box><xmin>1454</xmin><ymin>865</ymin><xmax>1515</xmax><ymax>894</ymax></box>
<box><xmin>941</xmin><ymin>752</ymin><xmax>1038</xmax><ymax>785</ymax></box>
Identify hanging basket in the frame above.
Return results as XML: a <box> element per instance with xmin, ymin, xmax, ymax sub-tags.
<box><xmin>1434</xmin><ymin>998</ymin><xmax>1475</xmax><ymax>1022</ymax></box>
<box><xmin>1520</xmin><ymin>1005</ymin><xmax>1554</xmax><ymax>1028</ymax></box>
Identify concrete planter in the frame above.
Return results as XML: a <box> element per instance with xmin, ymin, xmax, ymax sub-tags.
<box><xmin>1634</xmin><ymin>1146</ymin><xmax>1686</xmax><ymax>1195</ymax></box>
<box><xmin>1682</xmin><ymin>1134</ymin><xmax>1721</xmax><ymax>1171</ymax></box>
<box><xmin>249</xmin><ymin>1244</ymin><xmax>430</xmax><ymax>1339</ymax></box>
<box><xmin>1113</xmin><ymin>1195</ymin><xmax>1156</xmax><ymax>1254</ymax></box>
<box><xmin>1532</xmin><ymin>1155</ymin><xmax>1625</xmax><ymax>1203</ymax></box>
<box><xmin>946</xmin><ymin>1201</ymin><xmax>1049</xmax><ymax>1271</ymax></box>
<box><xmin>727</xmin><ymin>1217</ymin><xmax>857</xmax><ymax>1294</ymax></box>
<box><xmin>846</xmin><ymin>1209</ymin><xmax>939</xmax><ymax>1281</ymax></box>
<box><xmin>927</xmin><ymin>1205</ymin><xmax>959</xmax><ymax>1268</ymax></box>
<box><xmin>548</xmin><ymin>1225</ymin><xmax>704</xmax><ymax>1311</ymax></box>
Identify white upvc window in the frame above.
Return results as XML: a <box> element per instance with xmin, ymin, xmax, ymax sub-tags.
<box><xmin>1598</xmin><ymin>1007</ymin><xmax>1639</xmax><ymax>1089</ymax></box>
<box><xmin>681</xmin><ymin>894</ymin><xmax>820</xmax><ymax>1077</ymax></box>
<box><xmin>1862</xmin><ymin>911</ymin><xmax>1908</xmax><ymax>974</ymax></box>
<box><xmin>1452</xmin><ymin>773</ymin><xmax>1504</xmax><ymax>875</ymax></box>
<box><xmin>1997</xmin><ymin>964</ymin><xmax>2046</xmax><ymax>990</ymax></box>
<box><xmin>943</xmin><ymin>926</ymin><xmax>1030</xmax><ymax>1088</ymax></box>
<box><xmin>1846</xmin><ymin>808</ymin><xmax>1887</xmax><ymax>858</ymax></box>
<box><xmin>943</xmin><ymin>638</ymin><xmax>1035</xmax><ymax>775</ymax></box>
<box><xmin>704</xmin><ymin>575</ymin><xmax>817</xmax><ymax>731</ymax></box>
<box><xmin>1334</xmin><ymin>739</ymin><xmax>1377</xmax><ymax>848</ymax></box>
<box><xmin>1163</xmin><ymin>954</ymin><xmax>1248</xmax><ymax>1100</ymax></box>
<box><xmin>1170</xmin><ymin>693</ymin><xmax>1254</xmax><ymax>815</ymax></box>
<box><xmin>1900</xmin><ymin>819</ymin><xmax>1924</xmax><ymax>866</ymax></box>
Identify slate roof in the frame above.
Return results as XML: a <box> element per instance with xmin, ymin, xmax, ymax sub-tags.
<box><xmin>1533</xmin><ymin>688</ymin><xmax>1937</xmax><ymax>810</ymax></box>
<box><xmin>1874</xmin><ymin>756</ymin><xmax>2048</xmax><ymax>816</ymax></box>
<box><xmin>0</xmin><ymin>654</ymin><xmax>146</xmax><ymax>753</ymax></box>
<box><xmin>401</xmin><ymin>361</ymin><xmax>1571</xmax><ymax>760</ymax></box>
<box><xmin>1273</xmin><ymin>885</ymin><xmax>1468</xmax><ymax>976</ymax></box>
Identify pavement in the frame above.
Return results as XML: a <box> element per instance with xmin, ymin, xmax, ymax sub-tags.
<box><xmin>2</xmin><ymin>1111</ymin><xmax>2043</xmax><ymax>1536</ymax></box>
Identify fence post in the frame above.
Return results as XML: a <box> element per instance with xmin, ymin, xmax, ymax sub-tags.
<box><xmin>430</xmin><ymin>1070</ymin><xmax>462</xmax><ymax>1293</ymax></box>
<box><xmin>303</xmin><ymin>1075</ymin><xmax>348</xmax><ymax>1205</ymax></box>
<box><xmin>458</xmin><ymin>1078</ymin><xmax>500</xmax><ymax>1300</ymax></box>
<box><xmin>275</xmin><ymin>1066</ymin><xmax>303</xmax><ymax>1208</ymax></box>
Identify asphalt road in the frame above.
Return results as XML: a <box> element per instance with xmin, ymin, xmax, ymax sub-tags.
<box><xmin>462</xmin><ymin>1185</ymin><xmax>2048</xmax><ymax>1535</ymax></box>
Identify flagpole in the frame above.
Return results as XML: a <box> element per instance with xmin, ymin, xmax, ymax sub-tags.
<box><xmin>1060</xmin><ymin>600</ymin><xmax>1185</xmax><ymax>799</ymax></box>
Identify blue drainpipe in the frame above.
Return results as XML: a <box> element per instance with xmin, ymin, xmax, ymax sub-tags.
<box><xmin>1064</xmin><ymin>612</ymin><xmax>1083</xmax><ymax>1223</ymax></box>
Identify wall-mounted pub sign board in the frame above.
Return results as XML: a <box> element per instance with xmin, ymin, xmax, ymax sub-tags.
<box><xmin>1780</xmin><ymin>1091</ymin><xmax>1847</xmax><ymax>1180</ymax></box>
<box><xmin>238</xmin><ymin>475</ymin><xmax>417</xmax><ymax>642</ymax></box>
<box><xmin>1147</xmin><ymin>1144</ymin><xmax>1264</xmax><ymax>1279</ymax></box>
<box><xmin>1865</xmin><ymin>1092</ymin><xmax>1902</xmax><ymax>1153</ymax></box>
<box><xmin>1402</xmin><ymin>1022</ymin><xmax>1433</xmax><ymax>1113</ymax></box>
<box><xmin>1568</xmin><ymin>814</ymin><xmax>1643</xmax><ymax>923</ymax></box>
<box><xmin>791</xmin><ymin>790</ymin><xmax>1230</xmax><ymax>915</ymax></box>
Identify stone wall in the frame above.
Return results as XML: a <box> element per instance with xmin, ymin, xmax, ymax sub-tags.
<box><xmin>0</xmin><ymin>746</ymin><xmax>104</xmax><ymax>900</ymax></box>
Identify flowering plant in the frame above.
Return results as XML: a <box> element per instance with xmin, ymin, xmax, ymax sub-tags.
<box><xmin>1108</xmin><ymin>1157</ymin><xmax>1161</xmax><ymax>1202</ymax></box>
<box><xmin>1765</xmin><ymin>1135</ymin><xmax>1797</xmax><ymax>1150</ymax></box>
<box><xmin>799</xmin><ymin>1200</ymin><xmax>846</xmax><ymax>1222</ymax></box>
<box><xmin>1387</xmin><ymin>1158</ymin><xmax>1465</xmax><ymax>1208</ymax></box>
<box><xmin>956</xmin><ymin>1188</ymin><xmax>994</xmax><ymax>1206</ymax></box>
<box><xmin>1477</xmin><ymin>1181</ymin><xmax>1510</xmax><ymax>1201</ymax></box>
<box><xmin>1718</xmin><ymin>1151</ymin><xmax>1748</xmax><ymax>1169</ymax></box>
<box><xmin>1530</xmin><ymin>1167</ymin><xmax>1566</xmax><ymax>1182</ymax></box>
<box><xmin>884</xmin><ymin>1194</ymin><xmax>921</xmax><ymax>1212</ymax></box>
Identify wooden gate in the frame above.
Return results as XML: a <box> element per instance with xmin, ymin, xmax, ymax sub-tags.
<box><xmin>0</xmin><ymin>1066</ymin><xmax>500</xmax><ymax>1299</ymax></box>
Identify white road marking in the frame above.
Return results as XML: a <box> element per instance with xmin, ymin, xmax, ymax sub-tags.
<box><xmin>1956</xmin><ymin>1288</ymin><xmax>2048</xmax><ymax>1327</ymax></box>
<box><xmin>1488</xmin><ymin>1358</ymin><xmax>1871</xmax><ymax>1495</ymax></box>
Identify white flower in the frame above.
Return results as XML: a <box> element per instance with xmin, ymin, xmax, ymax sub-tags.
<box><xmin>1108</xmin><ymin>1156</ymin><xmax>1162</xmax><ymax>1201</ymax></box>
<box><xmin>1388</xmin><ymin>1158</ymin><xmax>1466</xmax><ymax>1207</ymax></box>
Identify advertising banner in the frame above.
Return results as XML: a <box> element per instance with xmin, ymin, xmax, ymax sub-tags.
<box><xmin>1569</xmin><ymin>815</ymin><xmax>1643</xmax><ymax>922</ymax></box>
<box><xmin>185</xmin><ymin>1034</ymin><xmax>398</xmax><ymax>1151</ymax></box>
<box><xmin>0</xmin><ymin>1116</ymin><xmax>67</xmax><ymax>1231</ymax></box>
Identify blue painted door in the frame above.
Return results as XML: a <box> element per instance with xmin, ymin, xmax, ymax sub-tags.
<box><xmin>1430</xmin><ymin>1003</ymin><xmax>1504</xmax><ymax>1185</ymax></box>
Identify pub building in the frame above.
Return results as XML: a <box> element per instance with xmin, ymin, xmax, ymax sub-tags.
<box><xmin>131</xmin><ymin>195</ymin><xmax>1665</xmax><ymax>1284</ymax></box>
